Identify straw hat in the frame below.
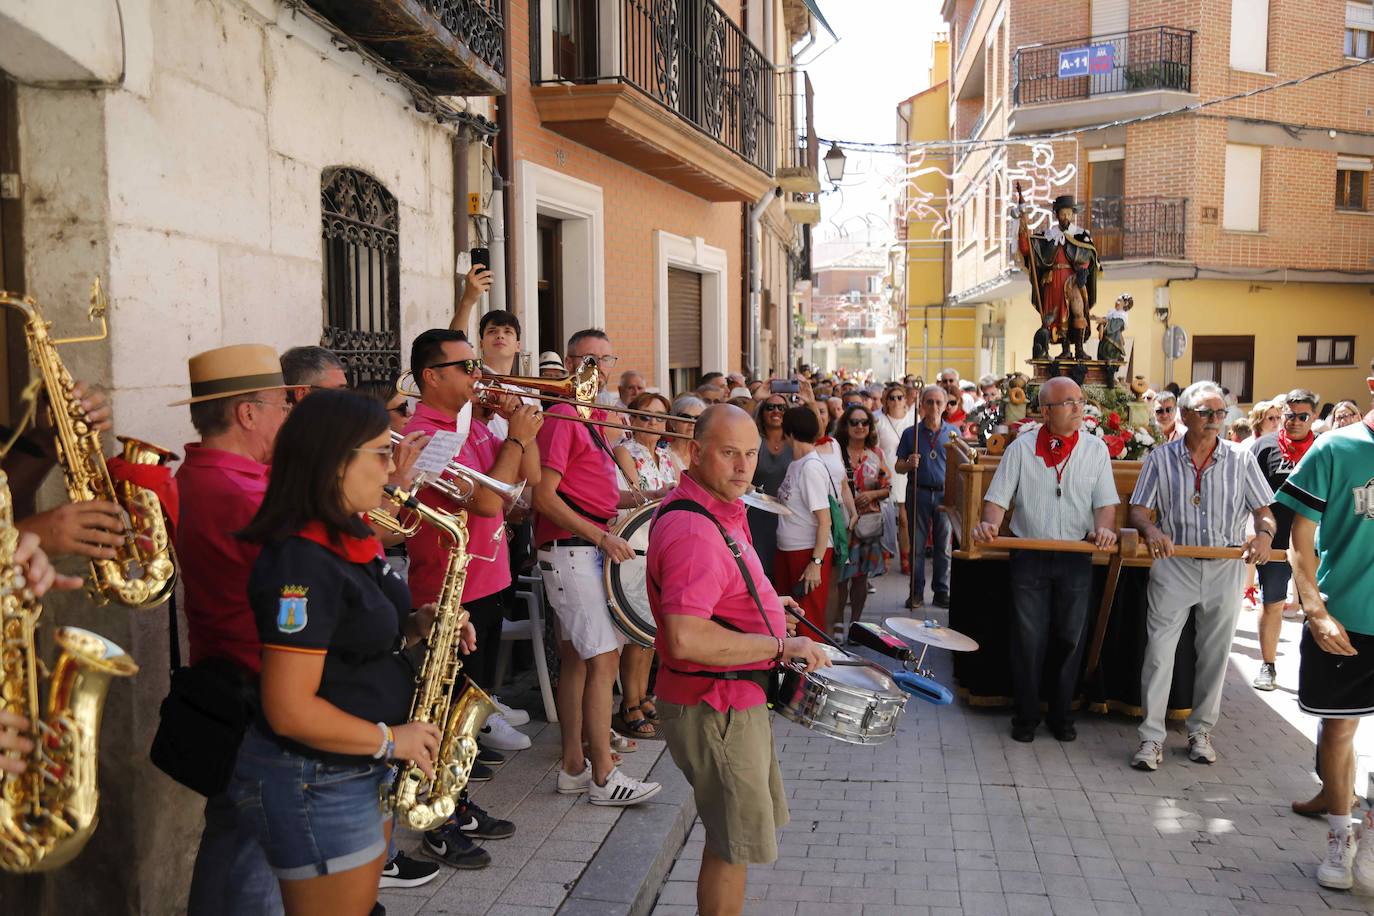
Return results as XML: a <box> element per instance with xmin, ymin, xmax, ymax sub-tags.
<box><xmin>169</xmin><ymin>343</ymin><xmax>290</xmax><ymax>406</ymax></box>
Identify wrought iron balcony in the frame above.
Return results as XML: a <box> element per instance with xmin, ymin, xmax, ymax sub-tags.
<box><xmin>778</xmin><ymin>70</ymin><xmax>819</xmax><ymax>194</ymax></box>
<box><xmin>305</xmin><ymin>0</ymin><xmax>505</xmax><ymax>95</ymax></box>
<box><xmin>530</xmin><ymin>0</ymin><xmax>775</xmax><ymax>202</ymax></box>
<box><xmin>1012</xmin><ymin>27</ymin><xmax>1193</xmax><ymax>107</ymax></box>
<box><xmin>1087</xmin><ymin>196</ymin><xmax>1188</xmax><ymax>261</ymax></box>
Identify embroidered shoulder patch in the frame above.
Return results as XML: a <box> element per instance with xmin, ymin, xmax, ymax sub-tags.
<box><xmin>277</xmin><ymin>585</ymin><xmax>309</xmax><ymax>634</ymax></box>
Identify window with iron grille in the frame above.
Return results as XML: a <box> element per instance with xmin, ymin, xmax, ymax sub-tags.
<box><xmin>320</xmin><ymin>167</ymin><xmax>401</xmax><ymax>389</ymax></box>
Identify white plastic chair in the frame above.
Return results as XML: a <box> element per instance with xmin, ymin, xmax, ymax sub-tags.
<box><xmin>494</xmin><ymin>574</ymin><xmax>557</xmax><ymax>724</ymax></box>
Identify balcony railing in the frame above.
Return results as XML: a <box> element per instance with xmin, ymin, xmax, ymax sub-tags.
<box><xmin>1012</xmin><ymin>27</ymin><xmax>1193</xmax><ymax>107</ymax></box>
<box><xmin>778</xmin><ymin>70</ymin><xmax>817</xmax><ymax>185</ymax></box>
<box><xmin>533</xmin><ymin>0</ymin><xmax>775</xmax><ymax>176</ymax></box>
<box><xmin>1088</xmin><ymin>196</ymin><xmax>1188</xmax><ymax>261</ymax></box>
<box><xmin>305</xmin><ymin>0</ymin><xmax>505</xmax><ymax>95</ymax></box>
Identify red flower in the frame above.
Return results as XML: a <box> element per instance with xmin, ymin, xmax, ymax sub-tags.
<box><xmin>1107</xmin><ymin>412</ymin><xmax>1122</xmax><ymax>432</ymax></box>
<box><xmin>1103</xmin><ymin>433</ymin><xmax>1126</xmax><ymax>458</ymax></box>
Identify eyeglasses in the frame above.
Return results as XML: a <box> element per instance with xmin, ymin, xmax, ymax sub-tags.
<box><xmin>591</xmin><ymin>355</ymin><xmax>619</xmax><ymax>367</ymax></box>
<box><xmin>1282</xmin><ymin>411</ymin><xmax>1312</xmax><ymax>422</ymax></box>
<box><xmin>1045</xmin><ymin>398</ymin><xmax>1085</xmax><ymax>410</ymax></box>
<box><xmin>1155</xmin><ymin>406</ymin><xmax>1175</xmax><ymax>415</ymax></box>
<box><xmin>249</xmin><ymin>399</ymin><xmax>292</xmax><ymax>413</ymax></box>
<box><xmin>1187</xmin><ymin>408</ymin><xmax>1227</xmax><ymax>420</ymax></box>
<box><xmin>426</xmin><ymin>358</ymin><xmax>482</xmax><ymax>375</ymax></box>
<box><xmin>761</xmin><ymin>403</ymin><xmax>786</xmax><ymax>412</ymax></box>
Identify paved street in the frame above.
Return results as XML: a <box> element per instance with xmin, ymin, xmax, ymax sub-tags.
<box><xmin>651</xmin><ymin>571</ymin><xmax>1374</xmax><ymax>916</ymax></box>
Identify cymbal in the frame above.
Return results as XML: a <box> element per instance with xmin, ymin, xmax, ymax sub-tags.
<box><xmin>884</xmin><ymin>616</ymin><xmax>979</xmax><ymax>653</ymax></box>
<box><xmin>742</xmin><ymin>489</ymin><xmax>794</xmax><ymax>517</ymax></box>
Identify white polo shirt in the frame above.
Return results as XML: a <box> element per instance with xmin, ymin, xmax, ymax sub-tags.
<box><xmin>984</xmin><ymin>431</ymin><xmax>1120</xmax><ymax>541</ymax></box>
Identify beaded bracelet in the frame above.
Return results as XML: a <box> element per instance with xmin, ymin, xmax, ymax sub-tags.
<box><xmin>372</xmin><ymin>721</ymin><xmax>394</xmax><ymax>760</ymax></box>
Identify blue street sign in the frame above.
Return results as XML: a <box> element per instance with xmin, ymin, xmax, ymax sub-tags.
<box><xmin>1058</xmin><ymin>43</ymin><xmax>1116</xmax><ymax>79</ymax></box>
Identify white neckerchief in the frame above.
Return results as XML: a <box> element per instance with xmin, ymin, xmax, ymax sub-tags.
<box><xmin>1045</xmin><ymin>222</ymin><xmax>1082</xmax><ymax>246</ymax></box>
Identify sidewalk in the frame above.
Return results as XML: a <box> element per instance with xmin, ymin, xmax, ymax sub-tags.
<box><xmin>650</xmin><ymin>570</ymin><xmax>1374</xmax><ymax>916</ymax></box>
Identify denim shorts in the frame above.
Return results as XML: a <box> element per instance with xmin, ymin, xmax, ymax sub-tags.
<box><xmin>228</xmin><ymin>726</ymin><xmax>390</xmax><ymax>880</ymax></box>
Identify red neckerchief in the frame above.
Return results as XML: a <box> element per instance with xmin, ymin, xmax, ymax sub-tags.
<box><xmin>297</xmin><ymin>519</ymin><xmax>383</xmax><ymax>563</ymax></box>
<box><xmin>1035</xmin><ymin>425</ymin><xmax>1078</xmax><ymax>468</ymax></box>
<box><xmin>1277</xmin><ymin>428</ymin><xmax>1315</xmax><ymax>465</ymax></box>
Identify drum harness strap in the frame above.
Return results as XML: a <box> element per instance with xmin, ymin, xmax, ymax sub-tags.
<box><xmin>649</xmin><ymin>499</ymin><xmax>783</xmax><ymax>705</ymax></box>
<box><xmin>556</xmin><ymin>420</ymin><xmax>620</xmax><ymax>525</ymax></box>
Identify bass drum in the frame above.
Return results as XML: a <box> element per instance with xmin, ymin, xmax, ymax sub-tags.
<box><xmin>604</xmin><ymin>501</ymin><xmax>659</xmax><ymax>649</ymax></box>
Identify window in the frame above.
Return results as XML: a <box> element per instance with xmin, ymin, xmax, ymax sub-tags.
<box><xmin>320</xmin><ymin>168</ymin><xmax>400</xmax><ymax>388</ymax></box>
<box><xmin>1230</xmin><ymin>0</ymin><xmax>1270</xmax><ymax>72</ymax></box>
<box><xmin>553</xmin><ymin>0</ymin><xmax>599</xmax><ymax>80</ymax></box>
<box><xmin>1297</xmin><ymin>336</ymin><xmax>1356</xmax><ymax>367</ymax></box>
<box><xmin>1192</xmin><ymin>335</ymin><xmax>1255</xmax><ymax>403</ymax></box>
<box><xmin>1223</xmin><ymin>144</ymin><xmax>1262</xmax><ymax>231</ymax></box>
<box><xmin>1337</xmin><ymin>155</ymin><xmax>1371</xmax><ymax>211</ymax></box>
<box><xmin>1348</xmin><ymin>2</ymin><xmax>1374</xmax><ymax>58</ymax></box>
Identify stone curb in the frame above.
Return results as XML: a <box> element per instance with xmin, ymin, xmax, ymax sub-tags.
<box><xmin>556</xmin><ymin>749</ymin><xmax>696</xmax><ymax>916</ymax></box>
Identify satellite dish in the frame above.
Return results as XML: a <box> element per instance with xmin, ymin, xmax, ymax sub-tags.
<box><xmin>1163</xmin><ymin>326</ymin><xmax>1187</xmax><ymax>360</ymax></box>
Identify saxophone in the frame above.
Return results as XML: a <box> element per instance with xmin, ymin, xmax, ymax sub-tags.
<box><xmin>0</xmin><ymin>471</ymin><xmax>139</xmax><ymax>872</ymax></box>
<box><xmin>378</xmin><ymin>485</ymin><xmax>497</xmax><ymax>831</ymax></box>
<box><xmin>0</xmin><ymin>280</ymin><xmax>178</xmax><ymax>609</ymax></box>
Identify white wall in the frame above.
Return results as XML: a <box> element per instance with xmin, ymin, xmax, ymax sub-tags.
<box><xmin>19</xmin><ymin>0</ymin><xmax>459</xmax><ymax>453</ymax></box>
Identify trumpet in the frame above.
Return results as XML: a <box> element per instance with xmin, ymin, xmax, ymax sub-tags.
<box><xmin>389</xmin><ymin>431</ymin><xmax>524</xmax><ymax>506</ymax></box>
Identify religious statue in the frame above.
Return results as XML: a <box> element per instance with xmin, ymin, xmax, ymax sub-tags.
<box><xmin>1095</xmin><ymin>293</ymin><xmax>1133</xmax><ymax>364</ymax></box>
<box><xmin>1014</xmin><ymin>186</ymin><xmax>1101</xmax><ymax>361</ymax></box>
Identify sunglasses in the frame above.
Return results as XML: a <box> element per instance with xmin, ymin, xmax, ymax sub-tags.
<box><xmin>389</xmin><ymin>401</ymin><xmax>412</xmax><ymax>418</ymax></box>
<box><xmin>761</xmin><ymin>403</ymin><xmax>786</xmax><ymax>412</ymax></box>
<box><xmin>848</xmin><ymin>419</ymin><xmax>871</xmax><ymax>427</ymax></box>
<box><xmin>886</xmin><ymin>394</ymin><xmax>905</xmax><ymax>401</ymax></box>
<box><xmin>427</xmin><ymin>358</ymin><xmax>482</xmax><ymax>375</ymax></box>
<box><xmin>1282</xmin><ymin>411</ymin><xmax>1312</xmax><ymax>422</ymax></box>
<box><xmin>923</xmin><ymin>399</ymin><xmax>945</xmax><ymax>406</ymax></box>
<box><xmin>1155</xmin><ymin>406</ymin><xmax>1175</xmax><ymax>415</ymax></box>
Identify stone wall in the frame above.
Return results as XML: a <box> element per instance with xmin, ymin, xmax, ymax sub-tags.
<box><xmin>5</xmin><ymin>1</ymin><xmax>465</xmax><ymax>912</ymax></box>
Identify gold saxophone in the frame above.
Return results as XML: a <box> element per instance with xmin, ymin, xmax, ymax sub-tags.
<box><xmin>376</xmin><ymin>485</ymin><xmax>496</xmax><ymax>831</ymax></box>
<box><xmin>0</xmin><ymin>470</ymin><xmax>139</xmax><ymax>872</ymax></box>
<box><xmin>0</xmin><ymin>280</ymin><xmax>178</xmax><ymax>609</ymax></box>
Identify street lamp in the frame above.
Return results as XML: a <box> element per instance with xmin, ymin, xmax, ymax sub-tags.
<box><xmin>823</xmin><ymin>143</ymin><xmax>847</xmax><ymax>183</ymax></box>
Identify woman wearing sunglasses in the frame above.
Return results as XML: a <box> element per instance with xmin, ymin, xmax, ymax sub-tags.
<box><xmin>749</xmin><ymin>393</ymin><xmax>792</xmax><ymax>579</ymax></box>
<box><xmin>230</xmin><ymin>390</ymin><xmax>464</xmax><ymax>915</ymax></box>
<box><xmin>834</xmin><ymin>405</ymin><xmax>892</xmax><ymax>633</ymax></box>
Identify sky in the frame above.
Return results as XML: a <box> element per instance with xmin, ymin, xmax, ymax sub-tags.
<box><xmin>803</xmin><ymin>0</ymin><xmax>948</xmax><ymax>256</ymax></box>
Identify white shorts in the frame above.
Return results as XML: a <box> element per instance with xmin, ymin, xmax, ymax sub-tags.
<box><xmin>538</xmin><ymin>545</ymin><xmax>625</xmax><ymax>660</ymax></box>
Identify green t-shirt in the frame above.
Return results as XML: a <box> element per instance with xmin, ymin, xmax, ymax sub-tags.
<box><xmin>1274</xmin><ymin>421</ymin><xmax>1374</xmax><ymax>635</ymax></box>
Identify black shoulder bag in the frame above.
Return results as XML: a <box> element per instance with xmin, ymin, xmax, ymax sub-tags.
<box><xmin>149</xmin><ymin>593</ymin><xmax>258</xmax><ymax>797</ymax></box>
<box><xmin>650</xmin><ymin>499</ymin><xmax>785</xmax><ymax>706</ymax></box>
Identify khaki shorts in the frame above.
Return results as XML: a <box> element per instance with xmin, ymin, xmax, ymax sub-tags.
<box><xmin>658</xmin><ymin>700</ymin><xmax>788</xmax><ymax>865</ymax></box>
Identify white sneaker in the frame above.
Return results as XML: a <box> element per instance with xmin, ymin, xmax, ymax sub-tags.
<box><xmin>1131</xmin><ymin>740</ymin><xmax>1163</xmax><ymax>771</ymax></box>
<box><xmin>491</xmin><ymin>695</ymin><xmax>531</xmax><ymax>727</ymax></box>
<box><xmin>1318</xmin><ymin>827</ymin><xmax>1357</xmax><ymax>890</ymax></box>
<box><xmin>589</xmin><ymin>767</ymin><xmax>662</xmax><ymax>807</ymax></box>
<box><xmin>1353</xmin><ymin>811</ymin><xmax>1374</xmax><ymax>888</ymax></box>
<box><xmin>481</xmin><ymin>714</ymin><xmax>532</xmax><ymax>751</ymax></box>
<box><xmin>557</xmin><ymin>758</ymin><xmax>593</xmax><ymax>794</ymax></box>
<box><xmin>1252</xmin><ymin>663</ymin><xmax>1277</xmax><ymax>691</ymax></box>
<box><xmin>1187</xmin><ymin>731</ymin><xmax>1217</xmax><ymax>764</ymax></box>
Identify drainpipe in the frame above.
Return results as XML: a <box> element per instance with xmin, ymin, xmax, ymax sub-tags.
<box><xmin>748</xmin><ymin>187</ymin><xmax>779</xmax><ymax>378</ymax></box>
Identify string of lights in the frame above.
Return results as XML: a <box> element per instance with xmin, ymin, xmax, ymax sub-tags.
<box><xmin>817</xmin><ymin>54</ymin><xmax>1374</xmax><ymax>155</ymax></box>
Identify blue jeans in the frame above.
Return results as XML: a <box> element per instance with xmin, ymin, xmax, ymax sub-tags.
<box><xmin>1008</xmin><ymin>550</ymin><xmax>1092</xmax><ymax>729</ymax></box>
<box><xmin>187</xmin><ymin>789</ymin><xmax>283</xmax><ymax>916</ymax></box>
<box><xmin>908</xmin><ymin>488</ymin><xmax>951</xmax><ymax>604</ymax></box>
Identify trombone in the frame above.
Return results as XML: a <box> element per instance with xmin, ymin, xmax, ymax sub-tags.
<box><xmin>396</xmin><ymin>356</ymin><xmax>698</xmax><ymax>441</ymax></box>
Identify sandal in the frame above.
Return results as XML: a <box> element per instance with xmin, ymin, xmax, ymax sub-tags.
<box><xmin>639</xmin><ymin>695</ymin><xmax>659</xmax><ymax>722</ymax></box>
<box><xmin>615</xmin><ymin>705</ymin><xmax>658</xmax><ymax>740</ymax></box>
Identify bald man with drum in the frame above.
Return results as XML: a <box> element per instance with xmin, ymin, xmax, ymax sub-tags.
<box><xmin>648</xmin><ymin>404</ymin><xmax>829</xmax><ymax>916</ymax></box>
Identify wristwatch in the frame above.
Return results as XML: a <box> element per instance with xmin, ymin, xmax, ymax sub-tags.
<box><xmin>809</xmin><ymin>556</ymin><xmax>824</xmax><ymax>566</ymax></box>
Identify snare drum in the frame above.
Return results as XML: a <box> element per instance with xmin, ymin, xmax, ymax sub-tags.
<box><xmin>604</xmin><ymin>501</ymin><xmax>659</xmax><ymax>649</ymax></box>
<box><xmin>775</xmin><ymin>644</ymin><xmax>908</xmax><ymax>745</ymax></box>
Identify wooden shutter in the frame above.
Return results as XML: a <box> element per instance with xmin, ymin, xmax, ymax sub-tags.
<box><xmin>668</xmin><ymin>267</ymin><xmax>702</xmax><ymax>369</ymax></box>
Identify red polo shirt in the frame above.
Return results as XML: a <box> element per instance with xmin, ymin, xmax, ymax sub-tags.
<box><xmin>173</xmin><ymin>444</ymin><xmax>270</xmax><ymax>673</ymax></box>
<box><xmin>403</xmin><ymin>402</ymin><xmax>510</xmax><ymax>607</ymax></box>
<box><xmin>647</xmin><ymin>474</ymin><xmax>787</xmax><ymax>712</ymax></box>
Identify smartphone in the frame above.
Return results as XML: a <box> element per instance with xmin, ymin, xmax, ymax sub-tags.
<box><xmin>470</xmin><ymin>247</ymin><xmax>491</xmax><ymax>272</ymax></box>
<box><xmin>770</xmin><ymin>379</ymin><xmax>800</xmax><ymax>395</ymax></box>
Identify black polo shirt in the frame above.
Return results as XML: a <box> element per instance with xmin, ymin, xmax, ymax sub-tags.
<box><xmin>249</xmin><ymin>525</ymin><xmax>416</xmax><ymax>761</ymax></box>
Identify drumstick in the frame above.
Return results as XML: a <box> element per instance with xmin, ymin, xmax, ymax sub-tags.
<box><xmin>783</xmin><ymin>605</ymin><xmax>846</xmax><ymax>651</ymax></box>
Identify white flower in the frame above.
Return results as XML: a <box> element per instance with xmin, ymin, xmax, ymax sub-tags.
<box><xmin>1134</xmin><ymin>428</ymin><xmax>1155</xmax><ymax>445</ymax></box>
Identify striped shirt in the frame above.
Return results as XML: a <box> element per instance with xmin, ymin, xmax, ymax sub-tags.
<box><xmin>1130</xmin><ymin>437</ymin><xmax>1274</xmax><ymax>547</ymax></box>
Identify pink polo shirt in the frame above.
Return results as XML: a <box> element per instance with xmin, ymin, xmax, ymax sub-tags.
<box><xmin>647</xmin><ymin>474</ymin><xmax>787</xmax><ymax>712</ymax></box>
<box><xmin>533</xmin><ymin>402</ymin><xmax>619</xmax><ymax>545</ymax></box>
<box><xmin>403</xmin><ymin>402</ymin><xmax>510</xmax><ymax>606</ymax></box>
<box><xmin>173</xmin><ymin>444</ymin><xmax>270</xmax><ymax>674</ymax></box>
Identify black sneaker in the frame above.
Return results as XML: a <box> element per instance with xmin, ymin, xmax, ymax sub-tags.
<box><xmin>453</xmin><ymin>797</ymin><xmax>516</xmax><ymax>840</ymax></box>
<box><xmin>423</xmin><ymin>830</ymin><xmax>492</xmax><ymax>869</ymax></box>
<box><xmin>378</xmin><ymin>852</ymin><xmax>441</xmax><ymax>889</ymax></box>
<box><xmin>476</xmin><ymin>743</ymin><xmax>506</xmax><ymax>767</ymax></box>
<box><xmin>467</xmin><ymin>760</ymin><xmax>494</xmax><ymax>783</ymax></box>
<box><xmin>932</xmin><ymin>593</ymin><xmax>951</xmax><ymax>608</ymax></box>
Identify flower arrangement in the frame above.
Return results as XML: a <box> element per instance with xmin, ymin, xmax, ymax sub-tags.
<box><xmin>1093</xmin><ymin>408</ymin><xmax>1163</xmax><ymax>460</ymax></box>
